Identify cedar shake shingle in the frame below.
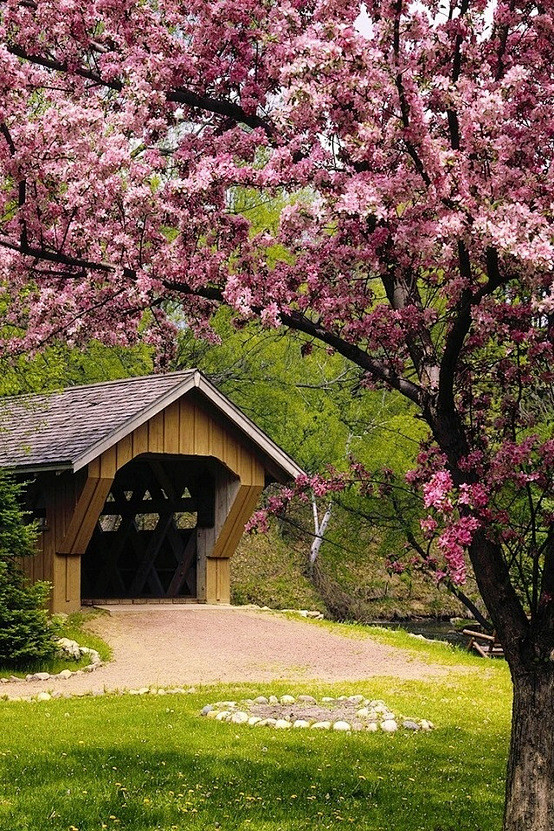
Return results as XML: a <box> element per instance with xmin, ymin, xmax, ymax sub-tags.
<box><xmin>0</xmin><ymin>371</ymin><xmax>195</xmax><ymax>470</ymax></box>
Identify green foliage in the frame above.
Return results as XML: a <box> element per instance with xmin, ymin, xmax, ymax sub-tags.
<box><xmin>0</xmin><ymin>630</ymin><xmax>510</xmax><ymax>830</ymax></box>
<box><xmin>0</xmin><ymin>340</ymin><xmax>153</xmax><ymax>396</ymax></box>
<box><xmin>175</xmin><ymin>307</ymin><xmax>426</xmax><ymax>475</ymax></box>
<box><xmin>0</xmin><ymin>471</ymin><xmax>58</xmax><ymax>668</ymax></box>
<box><xmin>231</xmin><ymin>524</ymin><xmax>324</xmax><ymax>610</ymax></box>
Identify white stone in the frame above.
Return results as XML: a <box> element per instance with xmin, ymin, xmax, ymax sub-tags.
<box><xmin>138</xmin><ymin>688</ymin><xmax>149</xmax><ymax>695</ymax></box>
<box><xmin>420</xmin><ymin>720</ymin><xmax>434</xmax><ymax>731</ymax></box>
<box><xmin>36</xmin><ymin>692</ymin><xmax>51</xmax><ymax>702</ymax></box>
<box><xmin>268</xmin><ymin>695</ymin><xmax>279</xmax><ymax>705</ymax></box>
<box><xmin>58</xmin><ymin>670</ymin><xmax>73</xmax><ymax>680</ymax></box>
<box><xmin>206</xmin><ymin>710</ymin><xmax>219</xmax><ymax>720</ymax></box>
<box><xmin>366</xmin><ymin>723</ymin><xmax>378</xmax><ymax>732</ymax></box>
<box><xmin>254</xmin><ymin>696</ymin><xmax>268</xmax><ymax>704</ymax></box>
<box><xmin>157</xmin><ymin>689</ymin><xmax>166</xmax><ymax>695</ymax></box>
<box><xmin>356</xmin><ymin>707</ymin><xmax>369</xmax><ymax>718</ymax></box>
<box><xmin>280</xmin><ymin>695</ymin><xmax>295</xmax><ymax>705</ymax></box>
<box><xmin>311</xmin><ymin>721</ymin><xmax>332</xmax><ymax>730</ymax></box>
<box><xmin>321</xmin><ymin>697</ymin><xmax>335</xmax><ymax>703</ymax></box>
<box><xmin>215</xmin><ymin>711</ymin><xmax>230</xmax><ymax>721</ymax></box>
<box><xmin>348</xmin><ymin>695</ymin><xmax>365</xmax><ymax>704</ymax></box>
<box><xmin>248</xmin><ymin>717</ymin><xmax>262</xmax><ymax>726</ymax></box>
<box><xmin>231</xmin><ymin>712</ymin><xmax>249</xmax><ymax>724</ymax></box>
<box><xmin>381</xmin><ymin>720</ymin><xmax>398</xmax><ymax>733</ymax></box>
<box><xmin>274</xmin><ymin>719</ymin><xmax>292</xmax><ymax>729</ymax></box>
<box><xmin>35</xmin><ymin>673</ymin><xmax>51</xmax><ymax>681</ymax></box>
<box><xmin>293</xmin><ymin>720</ymin><xmax>311</xmax><ymax>728</ymax></box>
<box><xmin>333</xmin><ymin>721</ymin><xmax>352</xmax><ymax>732</ymax></box>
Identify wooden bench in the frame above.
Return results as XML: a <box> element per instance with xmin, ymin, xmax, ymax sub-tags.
<box><xmin>462</xmin><ymin>629</ymin><xmax>504</xmax><ymax>659</ymax></box>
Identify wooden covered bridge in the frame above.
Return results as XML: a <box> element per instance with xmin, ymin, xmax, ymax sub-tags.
<box><xmin>0</xmin><ymin>371</ymin><xmax>302</xmax><ymax>613</ymax></box>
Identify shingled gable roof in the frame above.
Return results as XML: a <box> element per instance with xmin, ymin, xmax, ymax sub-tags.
<box><xmin>0</xmin><ymin>370</ymin><xmax>304</xmax><ymax>481</ymax></box>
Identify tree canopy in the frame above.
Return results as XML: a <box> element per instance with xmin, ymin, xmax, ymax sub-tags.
<box><xmin>1</xmin><ymin>2</ymin><xmax>554</xmax><ymax>827</ymax></box>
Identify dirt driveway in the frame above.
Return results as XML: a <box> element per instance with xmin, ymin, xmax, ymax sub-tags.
<box><xmin>4</xmin><ymin>606</ymin><xmax>460</xmax><ymax>699</ymax></box>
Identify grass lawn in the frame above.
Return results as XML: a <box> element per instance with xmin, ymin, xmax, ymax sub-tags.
<box><xmin>0</xmin><ymin>629</ymin><xmax>511</xmax><ymax>831</ymax></box>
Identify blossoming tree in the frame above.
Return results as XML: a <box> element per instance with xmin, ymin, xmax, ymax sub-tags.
<box><xmin>1</xmin><ymin>0</ymin><xmax>553</xmax><ymax>826</ymax></box>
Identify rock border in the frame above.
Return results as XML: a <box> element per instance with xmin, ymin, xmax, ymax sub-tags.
<box><xmin>200</xmin><ymin>693</ymin><xmax>435</xmax><ymax>733</ymax></box>
<box><xmin>1</xmin><ymin>684</ymin><xmax>199</xmax><ymax>703</ymax></box>
<box><xmin>238</xmin><ymin>604</ymin><xmax>325</xmax><ymax>620</ymax></box>
<box><xmin>0</xmin><ymin>638</ymin><xmax>102</xmax><ymax>686</ymax></box>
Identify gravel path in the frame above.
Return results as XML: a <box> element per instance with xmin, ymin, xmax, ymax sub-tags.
<box><xmin>3</xmin><ymin>607</ymin><xmax>462</xmax><ymax>699</ymax></box>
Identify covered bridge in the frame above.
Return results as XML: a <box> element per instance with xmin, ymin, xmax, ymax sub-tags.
<box><xmin>0</xmin><ymin>371</ymin><xmax>302</xmax><ymax>613</ymax></box>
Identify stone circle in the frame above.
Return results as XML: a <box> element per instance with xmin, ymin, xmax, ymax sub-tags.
<box><xmin>200</xmin><ymin>693</ymin><xmax>435</xmax><ymax>733</ymax></box>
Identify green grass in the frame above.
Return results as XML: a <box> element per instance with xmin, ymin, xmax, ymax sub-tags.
<box><xmin>0</xmin><ymin>633</ymin><xmax>512</xmax><ymax>831</ymax></box>
<box><xmin>0</xmin><ymin>611</ymin><xmax>112</xmax><ymax>678</ymax></box>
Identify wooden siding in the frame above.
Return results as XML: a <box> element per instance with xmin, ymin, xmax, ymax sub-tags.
<box><xmin>31</xmin><ymin>394</ymin><xmax>267</xmax><ymax>612</ymax></box>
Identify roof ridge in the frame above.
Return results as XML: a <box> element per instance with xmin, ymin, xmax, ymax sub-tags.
<box><xmin>0</xmin><ymin>369</ymin><xmax>197</xmax><ymax>402</ymax></box>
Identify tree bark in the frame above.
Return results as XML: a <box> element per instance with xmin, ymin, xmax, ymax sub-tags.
<box><xmin>503</xmin><ymin>664</ymin><xmax>554</xmax><ymax>831</ymax></box>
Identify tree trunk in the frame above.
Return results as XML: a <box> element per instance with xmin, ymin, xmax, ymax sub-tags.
<box><xmin>503</xmin><ymin>664</ymin><xmax>554</xmax><ymax>831</ymax></box>
<box><xmin>309</xmin><ymin>499</ymin><xmax>332</xmax><ymax>575</ymax></box>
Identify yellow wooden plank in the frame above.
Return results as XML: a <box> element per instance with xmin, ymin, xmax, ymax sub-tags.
<box><xmin>88</xmin><ymin>457</ymin><xmax>101</xmax><ymax>478</ymax></box>
<box><xmin>148</xmin><ymin>411</ymin><xmax>164</xmax><ymax>453</ymax></box>
<box><xmin>211</xmin><ymin>418</ymin><xmax>225</xmax><ymax>461</ymax></box>
<box><xmin>193</xmin><ymin>405</ymin><xmax>211</xmax><ymax>455</ymax></box>
<box><xmin>163</xmin><ymin>401</ymin><xmax>180</xmax><ymax>454</ymax></box>
<box><xmin>216</xmin><ymin>559</ymin><xmax>230</xmax><ymax>603</ymax></box>
<box><xmin>132</xmin><ymin>421</ymin><xmax>149</xmax><ymax>457</ymax></box>
<box><xmin>223</xmin><ymin>434</ymin><xmax>240</xmax><ymax>476</ymax></box>
<box><xmin>116</xmin><ymin>433</ymin><xmax>133</xmax><ymax>469</ymax></box>
<box><xmin>66</xmin><ymin>555</ymin><xmax>80</xmax><ymax>604</ymax></box>
<box><xmin>212</xmin><ymin>484</ymin><xmax>263</xmax><ymax>558</ymax></box>
<box><xmin>236</xmin><ymin>446</ymin><xmax>254</xmax><ymax>484</ymax></box>
<box><xmin>58</xmin><ymin>476</ymin><xmax>98</xmax><ymax>554</ymax></box>
<box><xmin>100</xmin><ymin>445</ymin><xmax>117</xmax><ymax>479</ymax></box>
<box><xmin>179</xmin><ymin>398</ymin><xmax>194</xmax><ymax>454</ymax></box>
<box><xmin>221</xmin><ymin>486</ymin><xmax>263</xmax><ymax>558</ymax></box>
<box><xmin>205</xmin><ymin>558</ymin><xmax>218</xmax><ymax>603</ymax></box>
<box><xmin>73</xmin><ymin>478</ymin><xmax>112</xmax><ymax>553</ymax></box>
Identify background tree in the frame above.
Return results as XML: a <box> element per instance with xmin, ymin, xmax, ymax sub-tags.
<box><xmin>0</xmin><ymin>2</ymin><xmax>553</xmax><ymax>827</ymax></box>
<box><xmin>0</xmin><ymin>470</ymin><xmax>57</xmax><ymax>668</ymax></box>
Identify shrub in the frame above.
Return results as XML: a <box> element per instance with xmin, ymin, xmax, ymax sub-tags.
<box><xmin>0</xmin><ymin>470</ymin><xmax>58</xmax><ymax>668</ymax></box>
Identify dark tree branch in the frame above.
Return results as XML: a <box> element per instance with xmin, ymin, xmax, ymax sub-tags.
<box><xmin>280</xmin><ymin>309</ymin><xmax>426</xmax><ymax>406</ymax></box>
<box><xmin>7</xmin><ymin>45</ymin><xmax>274</xmax><ymax>136</ymax></box>
<box><xmin>438</xmin><ymin>244</ymin><xmax>507</xmax><ymax>411</ymax></box>
<box><xmin>0</xmin><ymin>122</ymin><xmax>27</xmax><ymax>248</ymax></box>
<box><xmin>392</xmin><ymin>0</ymin><xmax>432</xmax><ymax>187</ymax></box>
<box><xmin>446</xmin><ymin>0</ymin><xmax>470</xmax><ymax>151</ymax></box>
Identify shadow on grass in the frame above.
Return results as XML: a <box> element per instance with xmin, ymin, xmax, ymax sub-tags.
<box><xmin>0</xmin><ymin>696</ymin><xmax>507</xmax><ymax>831</ymax></box>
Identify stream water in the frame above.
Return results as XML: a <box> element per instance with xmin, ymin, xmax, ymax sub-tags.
<box><xmin>371</xmin><ymin>619</ymin><xmax>471</xmax><ymax>647</ymax></box>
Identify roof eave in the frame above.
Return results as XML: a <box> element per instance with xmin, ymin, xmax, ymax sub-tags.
<box><xmin>71</xmin><ymin>372</ymin><xmax>198</xmax><ymax>473</ymax></box>
<box><xmin>71</xmin><ymin>370</ymin><xmax>304</xmax><ymax>482</ymax></box>
<box><xmin>195</xmin><ymin>375</ymin><xmax>305</xmax><ymax>482</ymax></box>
